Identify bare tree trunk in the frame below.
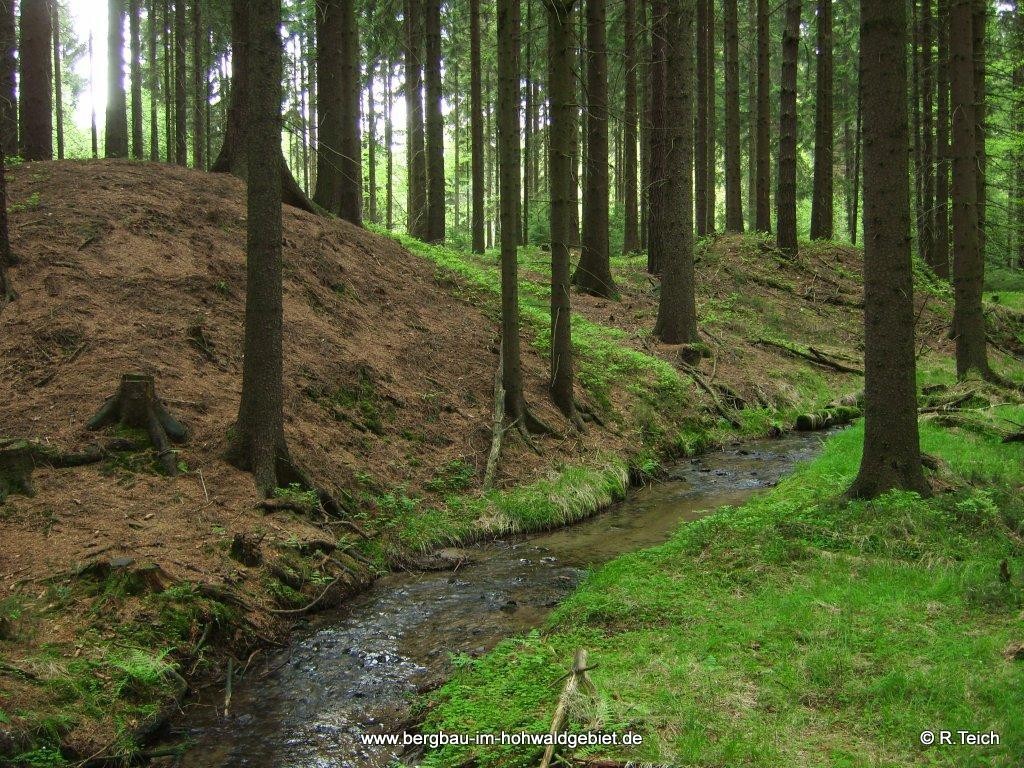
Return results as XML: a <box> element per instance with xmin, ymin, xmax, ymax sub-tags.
<box><xmin>972</xmin><ymin>0</ymin><xmax>986</xmax><ymax>264</ymax></box>
<box><xmin>920</xmin><ymin>0</ymin><xmax>935</xmax><ymax>268</ymax></box>
<box><xmin>163</xmin><ymin>0</ymin><xmax>172</xmax><ymax>162</ymax></box>
<box><xmin>90</xmin><ymin>32</ymin><xmax>98</xmax><ymax>157</ymax></box>
<box><xmin>848</xmin><ymin>0</ymin><xmax>930</xmax><ymax>499</ymax></box>
<box><xmin>106</xmin><ymin>0</ymin><xmax>129</xmax><ymax>158</ymax></box>
<box><xmin>0</xmin><ymin>0</ymin><xmax>16</xmax><ymax>155</ymax></box>
<box><xmin>934</xmin><ymin>0</ymin><xmax>950</xmax><ymax>277</ymax></box>
<box><xmin>405</xmin><ymin>0</ymin><xmax>427</xmax><ymax>237</ymax></box>
<box><xmin>227</xmin><ymin>0</ymin><xmax>295</xmax><ymax>496</ymax></box>
<box><xmin>647</xmin><ymin>0</ymin><xmax>668</xmax><ymax>274</ymax></box>
<box><xmin>723</xmin><ymin>0</ymin><xmax>743</xmax><ymax>231</ymax></box>
<box><xmin>522</xmin><ymin>0</ymin><xmax>532</xmax><ymax>245</ymax></box>
<box><xmin>654</xmin><ymin>0</ymin><xmax>698</xmax><ymax>345</ymax></box>
<box><xmin>775</xmin><ymin>0</ymin><xmax>801</xmax><ymax>256</ymax></box>
<box><xmin>705</xmin><ymin>0</ymin><xmax>716</xmax><ymax>233</ymax></box>
<box><xmin>148</xmin><ymin>0</ymin><xmax>159</xmax><ymax>161</ymax></box>
<box><xmin>0</xmin><ymin>147</ymin><xmax>14</xmax><ymax>307</ymax></box>
<box><xmin>385</xmin><ymin>60</ymin><xmax>395</xmax><ymax>230</ymax></box>
<box><xmin>695</xmin><ymin>0</ymin><xmax>709</xmax><ymax>236</ymax></box>
<box><xmin>574</xmin><ymin>0</ymin><xmax>617</xmax><ymax>297</ymax></box>
<box><xmin>424</xmin><ymin>0</ymin><xmax>446</xmax><ymax>242</ymax></box>
<box><xmin>366</xmin><ymin>59</ymin><xmax>378</xmax><ymax>223</ymax></box>
<box><xmin>850</xmin><ymin>82</ymin><xmax>861</xmax><ymax>244</ymax></box>
<box><xmin>950</xmin><ymin>0</ymin><xmax>989</xmax><ymax>378</ymax></box>
<box><xmin>754</xmin><ymin>0</ymin><xmax>771</xmax><ymax>231</ymax></box>
<box><xmin>174</xmin><ymin>0</ymin><xmax>186</xmax><ymax>164</ymax></box>
<box><xmin>192</xmin><ymin>0</ymin><xmax>205</xmax><ymax>169</ymax></box>
<box><xmin>546</xmin><ymin>0</ymin><xmax>582</xmax><ymax>426</ymax></box>
<box><xmin>809</xmin><ymin>0</ymin><xmax>833</xmax><ymax>239</ymax></box>
<box><xmin>51</xmin><ymin>0</ymin><xmax>64</xmax><ymax>159</ymax></box>
<box><xmin>746</xmin><ymin>0</ymin><xmax>756</xmax><ymax>230</ymax></box>
<box><xmin>471</xmin><ymin>0</ymin><xmax>486</xmax><ymax>253</ymax></box>
<box><xmin>130</xmin><ymin>0</ymin><xmax>144</xmax><ymax>159</ymax></box>
<box><xmin>212</xmin><ymin>0</ymin><xmax>315</xmax><ymax>212</ymax></box>
<box><xmin>622</xmin><ymin>0</ymin><xmax>640</xmax><ymax>252</ymax></box>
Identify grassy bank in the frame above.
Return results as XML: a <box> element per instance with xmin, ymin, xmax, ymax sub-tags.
<box><xmin>420</xmin><ymin>412</ymin><xmax>1024</xmax><ymax>767</ymax></box>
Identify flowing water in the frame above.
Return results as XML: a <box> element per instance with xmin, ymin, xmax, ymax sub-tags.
<box><xmin>173</xmin><ymin>431</ymin><xmax>832</xmax><ymax>767</ymax></box>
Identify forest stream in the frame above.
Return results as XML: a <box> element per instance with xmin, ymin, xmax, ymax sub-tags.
<box><xmin>173</xmin><ymin>430</ymin><xmax>835</xmax><ymax>767</ymax></box>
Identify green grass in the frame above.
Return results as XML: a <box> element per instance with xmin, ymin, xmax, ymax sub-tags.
<box><xmin>986</xmin><ymin>291</ymin><xmax>1024</xmax><ymax>312</ymax></box>
<box><xmin>420</xmin><ymin>420</ymin><xmax>1024</xmax><ymax>767</ymax></box>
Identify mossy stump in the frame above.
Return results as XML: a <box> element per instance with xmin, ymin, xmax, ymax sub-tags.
<box><xmin>87</xmin><ymin>374</ymin><xmax>187</xmax><ymax>475</ymax></box>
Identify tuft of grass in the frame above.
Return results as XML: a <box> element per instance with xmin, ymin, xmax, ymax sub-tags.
<box><xmin>421</xmin><ymin>420</ymin><xmax>1024</xmax><ymax>767</ymax></box>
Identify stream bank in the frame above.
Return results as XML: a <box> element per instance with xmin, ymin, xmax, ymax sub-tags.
<box><xmin>168</xmin><ymin>431</ymin><xmax>833</xmax><ymax>767</ymax></box>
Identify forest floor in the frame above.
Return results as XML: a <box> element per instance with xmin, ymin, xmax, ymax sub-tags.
<box><xmin>1</xmin><ymin>160</ymin><xmax>1023</xmax><ymax>765</ymax></box>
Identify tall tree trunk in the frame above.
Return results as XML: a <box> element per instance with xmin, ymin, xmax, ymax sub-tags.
<box><xmin>705</xmin><ymin>0</ymin><xmax>716</xmax><ymax>233</ymax></box>
<box><xmin>148</xmin><ymin>0</ymin><xmax>159</xmax><ymax>161</ymax></box>
<box><xmin>90</xmin><ymin>32</ymin><xmax>98</xmax><ymax>157</ymax></box>
<box><xmin>809</xmin><ymin>0</ymin><xmax>833</xmax><ymax>239</ymax></box>
<box><xmin>775</xmin><ymin>0</ymin><xmax>800</xmax><ymax>256</ymax></box>
<box><xmin>424</xmin><ymin>0</ymin><xmax>445</xmax><ymax>242</ymax></box>
<box><xmin>848</xmin><ymin>0</ymin><xmax>930</xmax><ymax>499</ymax></box>
<box><xmin>212</xmin><ymin>0</ymin><xmax>315</xmax><ymax>212</ymax></box>
<box><xmin>622</xmin><ymin>0</ymin><xmax>640</xmax><ymax>252</ymax></box>
<box><xmin>639</xmin><ymin>0</ymin><xmax>649</xmax><ymax>251</ymax></box>
<box><xmin>313</xmin><ymin>0</ymin><xmax>361</xmax><ymax>222</ymax></box>
<box><xmin>850</xmin><ymin>82</ymin><xmax>861</xmax><ymax>244</ymax></box>
<box><xmin>129</xmin><ymin>0</ymin><xmax>144</xmax><ymax>159</ymax></box>
<box><xmin>920</xmin><ymin>0</ymin><xmax>935</xmax><ymax>268</ymax></box>
<box><xmin>0</xmin><ymin>146</ymin><xmax>12</xmax><ymax>307</ymax></box>
<box><xmin>647</xmin><ymin>0</ymin><xmax>668</xmax><ymax>274</ymax></box>
<box><xmin>723</xmin><ymin>0</ymin><xmax>743</xmax><ymax>231</ymax></box>
<box><xmin>0</xmin><ymin>0</ymin><xmax>15</xmax><ymax>155</ymax></box>
<box><xmin>227</xmin><ymin>0</ymin><xmax>294</xmax><ymax>496</ymax></box>
<box><xmin>163</xmin><ymin>0</ymin><xmax>172</xmax><ymax>162</ymax></box>
<box><xmin>192</xmin><ymin>0</ymin><xmax>205</xmax><ymax>169</ymax></box>
<box><xmin>174</xmin><ymin>0</ymin><xmax>186</xmax><ymax>164</ymax></box>
<box><xmin>20</xmin><ymin>0</ymin><xmax>52</xmax><ymax>160</ymax></box>
<box><xmin>106</xmin><ymin>0</ymin><xmax>130</xmax><ymax>158</ymax></box>
<box><xmin>972</xmin><ymin>0</ymin><xmax>985</xmax><ymax>264</ymax></box>
<box><xmin>654</xmin><ymin>0</ymin><xmax>698</xmax><ymax>345</ymax></box>
<box><xmin>746</xmin><ymin>0</ymin><xmax>756</xmax><ymax>230</ymax></box>
<box><xmin>950</xmin><ymin>0</ymin><xmax>988</xmax><ymax>378</ymax></box>
<box><xmin>51</xmin><ymin>0</ymin><xmax>64</xmax><ymax>159</ymax></box>
<box><xmin>1015</xmin><ymin>5</ymin><xmax>1024</xmax><ymax>269</ymax></box>
<box><xmin>574</xmin><ymin>0</ymin><xmax>616</xmax><ymax>297</ymax></box>
<box><xmin>404</xmin><ymin>0</ymin><xmax>427</xmax><ymax>237</ymax></box>
<box><xmin>695</xmin><ymin>0</ymin><xmax>709</xmax><ymax>236</ymax></box>
<box><xmin>470</xmin><ymin>0</ymin><xmax>485</xmax><ymax>253</ymax></box>
<box><xmin>546</xmin><ymin>0</ymin><xmax>582</xmax><ymax>426</ymax></box>
<box><xmin>754</xmin><ymin>0</ymin><xmax>771</xmax><ymax>231</ymax></box>
<box><xmin>386</xmin><ymin>60</ymin><xmax>395</xmax><ymax>229</ymax></box>
<box><xmin>934</xmin><ymin>0</ymin><xmax>950</xmax><ymax>277</ymax></box>
<box><xmin>366</xmin><ymin>60</ymin><xmax>378</xmax><ymax>223</ymax></box>
<box><xmin>498</xmin><ymin>0</ymin><xmax>545</xmax><ymax>432</ymax></box>
<box><xmin>522</xmin><ymin>0</ymin><xmax>532</xmax><ymax>245</ymax></box>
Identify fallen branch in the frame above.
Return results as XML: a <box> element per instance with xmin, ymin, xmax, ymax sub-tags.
<box><xmin>539</xmin><ymin>649</ymin><xmax>594</xmax><ymax>768</ymax></box>
<box><xmin>678</xmin><ymin>362</ymin><xmax>741</xmax><ymax>428</ymax></box>
<box><xmin>483</xmin><ymin>342</ymin><xmax>507</xmax><ymax>492</ymax></box>
<box><xmin>267</xmin><ymin>575</ymin><xmax>344</xmax><ymax>617</ymax></box>
<box><xmin>755</xmin><ymin>338</ymin><xmax>863</xmax><ymax>375</ymax></box>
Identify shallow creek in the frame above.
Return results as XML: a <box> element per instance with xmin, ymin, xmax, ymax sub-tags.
<box><xmin>174</xmin><ymin>431</ymin><xmax>831</xmax><ymax>767</ymax></box>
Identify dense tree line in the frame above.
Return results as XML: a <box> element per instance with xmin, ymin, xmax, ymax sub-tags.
<box><xmin>1</xmin><ymin>0</ymin><xmax>1023</xmax><ymax>496</ymax></box>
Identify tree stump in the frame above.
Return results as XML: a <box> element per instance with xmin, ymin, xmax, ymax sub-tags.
<box><xmin>0</xmin><ymin>440</ymin><xmax>38</xmax><ymax>502</ymax></box>
<box><xmin>87</xmin><ymin>374</ymin><xmax>187</xmax><ymax>475</ymax></box>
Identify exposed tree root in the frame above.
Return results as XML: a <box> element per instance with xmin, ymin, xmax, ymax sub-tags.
<box><xmin>483</xmin><ymin>343</ymin><xmax>507</xmax><ymax>492</ymax></box>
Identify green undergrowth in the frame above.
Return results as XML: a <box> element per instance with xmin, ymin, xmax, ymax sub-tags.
<box><xmin>2</xmin><ymin>577</ymin><xmax>239</xmax><ymax>766</ymax></box>
<box><xmin>420</xmin><ymin>419</ymin><xmax>1024</xmax><ymax>767</ymax></box>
